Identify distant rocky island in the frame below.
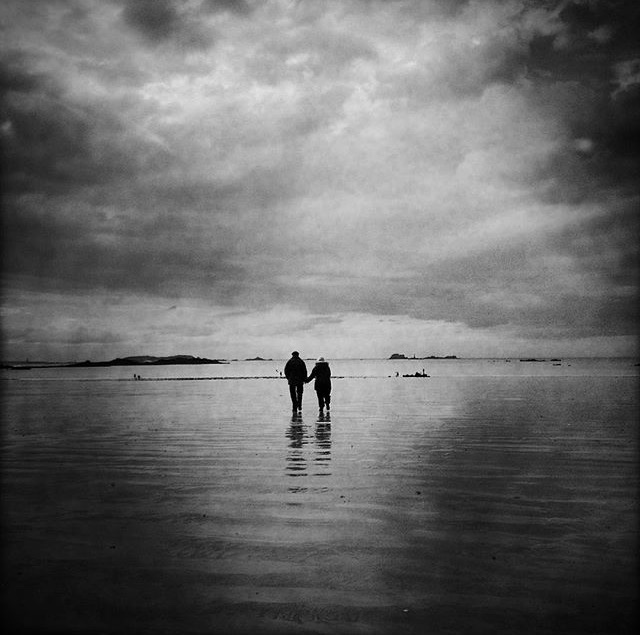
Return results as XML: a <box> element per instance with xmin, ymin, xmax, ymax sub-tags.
<box><xmin>389</xmin><ymin>353</ymin><xmax>457</xmax><ymax>360</ymax></box>
<box><xmin>63</xmin><ymin>355</ymin><xmax>226</xmax><ymax>368</ymax></box>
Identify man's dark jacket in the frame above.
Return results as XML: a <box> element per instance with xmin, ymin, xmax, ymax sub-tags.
<box><xmin>284</xmin><ymin>356</ymin><xmax>307</xmax><ymax>385</ymax></box>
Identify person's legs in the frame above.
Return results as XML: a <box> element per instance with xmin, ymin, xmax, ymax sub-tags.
<box><xmin>325</xmin><ymin>392</ymin><xmax>331</xmax><ymax>410</ymax></box>
<box><xmin>296</xmin><ymin>383</ymin><xmax>304</xmax><ymax>410</ymax></box>
<box><xmin>316</xmin><ymin>390</ymin><xmax>323</xmax><ymax>410</ymax></box>
<box><xmin>289</xmin><ymin>384</ymin><xmax>298</xmax><ymax>410</ymax></box>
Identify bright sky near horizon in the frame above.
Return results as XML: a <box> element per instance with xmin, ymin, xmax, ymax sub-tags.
<box><xmin>1</xmin><ymin>0</ymin><xmax>638</xmax><ymax>361</ymax></box>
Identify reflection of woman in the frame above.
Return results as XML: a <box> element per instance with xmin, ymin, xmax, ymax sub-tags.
<box><xmin>306</xmin><ymin>357</ymin><xmax>332</xmax><ymax>414</ymax></box>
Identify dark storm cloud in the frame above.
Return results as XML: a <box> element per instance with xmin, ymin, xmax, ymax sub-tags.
<box><xmin>558</xmin><ymin>0</ymin><xmax>638</xmax><ymax>47</ymax></box>
<box><xmin>2</xmin><ymin>156</ymin><xmax>302</xmax><ymax>304</ymax></box>
<box><xmin>121</xmin><ymin>0</ymin><xmax>252</xmax><ymax>48</ymax></box>
<box><xmin>418</xmin><ymin>246</ymin><xmax>638</xmax><ymax>338</ymax></box>
<box><xmin>0</xmin><ymin>50</ymin><xmax>45</xmax><ymax>93</ymax></box>
<box><xmin>0</xmin><ymin>55</ymin><xmax>171</xmax><ymax>195</ymax></box>
<box><xmin>1</xmin><ymin>196</ymin><xmax>246</xmax><ymax>301</ymax></box>
<box><xmin>203</xmin><ymin>0</ymin><xmax>252</xmax><ymax>15</ymax></box>
<box><xmin>548</xmin><ymin>202</ymin><xmax>639</xmax><ymax>288</ymax></box>
<box><xmin>355</xmin><ymin>0</ymin><xmax>471</xmax><ymax>19</ymax></box>
<box><xmin>523</xmin><ymin>1</ymin><xmax>640</xmax><ymax>198</ymax></box>
<box><xmin>122</xmin><ymin>0</ymin><xmax>184</xmax><ymax>42</ymax></box>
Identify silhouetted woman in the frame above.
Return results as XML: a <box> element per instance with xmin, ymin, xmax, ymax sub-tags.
<box><xmin>306</xmin><ymin>357</ymin><xmax>332</xmax><ymax>413</ymax></box>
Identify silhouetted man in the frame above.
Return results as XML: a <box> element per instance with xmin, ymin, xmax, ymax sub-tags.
<box><xmin>284</xmin><ymin>351</ymin><xmax>307</xmax><ymax>412</ymax></box>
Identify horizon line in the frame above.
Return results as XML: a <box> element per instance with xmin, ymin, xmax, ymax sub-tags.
<box><xmin>3</xmin><ymin>354</ymin><xmax>638</xmax><ymax>365</ymax></box>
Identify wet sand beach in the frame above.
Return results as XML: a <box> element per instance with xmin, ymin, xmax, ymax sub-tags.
<box><xmin>1</xmin><ymin>362</ymin><xmax>638</xmax><ymax>634</ymax></box>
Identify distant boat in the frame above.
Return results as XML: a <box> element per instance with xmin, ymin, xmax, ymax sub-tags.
<box><xmin>403</xmin><ymin>371</ymin><xmax>430</xmax><ymax>378</ymax></box>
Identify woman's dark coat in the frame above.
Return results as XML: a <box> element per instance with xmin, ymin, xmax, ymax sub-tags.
<box><xmin>307</xmin><ymin>361</ymin><xmax>331</xmax><ymax>393</ymax></box>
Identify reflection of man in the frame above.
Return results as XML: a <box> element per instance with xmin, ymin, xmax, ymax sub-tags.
<box><xmin>284</xmin><ymin>351</ymin><xmax>307</xmax><ymax>413</ymax></box>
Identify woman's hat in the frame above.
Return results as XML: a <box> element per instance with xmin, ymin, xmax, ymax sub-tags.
<box><xmin>317</xmin><ymin>357</ymin><xmax>325</xmax><ymax>363</ymax></box>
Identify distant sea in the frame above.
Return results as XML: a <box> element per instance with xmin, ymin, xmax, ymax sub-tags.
<box><xmin>1</xmin><ymin>356</ymin><xmax>638</xmax><ymax>381</ymax></box>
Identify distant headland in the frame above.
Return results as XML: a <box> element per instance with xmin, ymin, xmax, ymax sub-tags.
<box><xmin>61</xmin><ymin>355</ymin><xmax>227</xmax><ymax>368</ymax></box>
<box><xmin>389</xmin><ymin>353</ymin><xmax>457</xmax><ymax>360</ymax></box>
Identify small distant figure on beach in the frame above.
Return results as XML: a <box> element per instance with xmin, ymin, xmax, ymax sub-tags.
<box><xmin>306</xmin><ymin>357</ymin><xmax>331</xmax><ymax>414</ymax></box>
<box><xmin>284</xmin><ymin>351</ymin><xmax>307</xmax><ymax>413</ymax></box>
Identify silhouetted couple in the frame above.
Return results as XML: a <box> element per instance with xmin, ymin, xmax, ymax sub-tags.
<box><xmin>284</xmin><ymin>351</ymin><xmax>332</xmax><ymax>414</ymax></box>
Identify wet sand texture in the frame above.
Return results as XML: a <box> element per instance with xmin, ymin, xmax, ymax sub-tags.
<box><xmin>1</xmin><ymin>375</ymin><xmax>638</xmax><ymax>634</ymax></box>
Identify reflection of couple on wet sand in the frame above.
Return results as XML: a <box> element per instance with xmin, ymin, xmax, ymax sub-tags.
<box><xmin>284</xmin><ymin>351</ymin><xmax>332</xmax><ymax>414</ymax></box>
<box><xmin>286</xmin><ymin>416</ymin><xmax>332</xmax><ymax>491</ymax></box>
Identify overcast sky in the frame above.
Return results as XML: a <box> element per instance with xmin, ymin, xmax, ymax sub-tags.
<box><xmin>1</xmin><ymin>0</ymin><xmax>638</xmax><ymax>361</ymax></box>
